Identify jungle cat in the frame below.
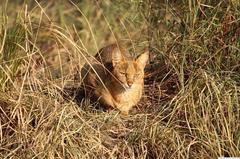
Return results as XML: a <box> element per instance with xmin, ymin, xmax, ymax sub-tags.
<box><xmin>82</xmin><ymin>43</ymin><xmax>148</xmax><ymax>115</ymax></box>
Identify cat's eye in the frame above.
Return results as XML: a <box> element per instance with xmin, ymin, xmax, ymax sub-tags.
<box><xmin>120</xmin><ymin>72</ymin><xmax>126</xmax><ymax>75</ymax></box>
<box><xmin>135</xmin><ymin>73</ymin><xmax>140</xmax><ymax>77</ymax></box>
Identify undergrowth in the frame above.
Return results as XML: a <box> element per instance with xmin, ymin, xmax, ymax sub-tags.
<box><xmin>0</xmin><ymin>0</ymin><xmax>239</xmax><ymax>158</ymax></box>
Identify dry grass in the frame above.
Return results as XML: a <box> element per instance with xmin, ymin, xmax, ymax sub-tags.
<box><xmin>0</xmin><ymin>0</ymin><xmax>240</xmax><ymax>158</ymax></box>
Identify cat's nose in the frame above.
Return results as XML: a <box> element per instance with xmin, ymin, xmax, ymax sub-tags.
<box><xmin>127</xmin><ymin>81</ymin><xmax>133</xmax><ymax>87</ymax></box>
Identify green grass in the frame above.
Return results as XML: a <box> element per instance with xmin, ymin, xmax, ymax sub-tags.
<box><xmin>0</xmin><ymin>0</ymin><xmax>239</xmax><ymax>158</ymax></box>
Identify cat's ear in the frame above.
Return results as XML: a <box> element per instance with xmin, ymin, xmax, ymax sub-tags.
<box><xmin>136</xmin><ymin>52</ymin><xmax>149</xmax><ymax>68</ymax></box>
<box><xmin>112</xmin><ymin>49</ymin><xmax>124</xmax><ymax>66</ymax></box>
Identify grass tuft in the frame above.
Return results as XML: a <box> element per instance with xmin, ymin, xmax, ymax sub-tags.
<box><xmin>0</xmin><ymin>0</ymin><xmax>239</xmax><ymax>158</ymax></box>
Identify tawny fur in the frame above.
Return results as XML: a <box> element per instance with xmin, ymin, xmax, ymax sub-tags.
<box><xmin>82</xmin><ymin>43</ymin><xmax>148</xmax><ymax>115</ymax></box>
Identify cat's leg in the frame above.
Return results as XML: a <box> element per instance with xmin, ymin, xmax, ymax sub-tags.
<box><xmin>117</xmin><ymin>105</ymin><xmax>131</xmax><ymax>116</ymax></box>
<box><xmin>120</xmin><ymin>110</ymin><xmax>129</xmax><ymax>116</ymax></box>
<box><xmin>94</xmin><ymin>89</ymin><xmax>116</xmax><ymax>109</ymax></box>
<box><xmin>94</xmin><ymin>88</ymin><xmax>131</xmax><ymax>115</ymax></box>
<box><xmin>96</xmin><ymin>91</ymin><xmax>130</xmax><ymax>116</ymax></box>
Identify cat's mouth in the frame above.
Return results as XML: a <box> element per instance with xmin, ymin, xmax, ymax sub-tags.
<box><xmin>116</xmin><ymin>79</ymin><xmax>134</xmax><ymax>90</ymax></box>
<box><xmin>122</xmin><ymin>83</ymin><xmax>134</xmax><ymax>90</ymax></box>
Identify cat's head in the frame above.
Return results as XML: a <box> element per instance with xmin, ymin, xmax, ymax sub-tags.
<box><xmin>111</xmin><ymin>49</ymin><xmax>149</xmax><ymax>89</ymax></box>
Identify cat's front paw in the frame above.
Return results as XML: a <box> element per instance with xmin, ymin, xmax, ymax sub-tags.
<box><xmin>120</xmin><ymin>110</ymin><xmax>129</xmax><ymax>116</ymax></box>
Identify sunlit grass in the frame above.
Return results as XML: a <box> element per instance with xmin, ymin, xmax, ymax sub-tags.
<box><xmin>0</xmin><ymin>0</ymin><xmax>239</xmax><ymax>158</ymax></box>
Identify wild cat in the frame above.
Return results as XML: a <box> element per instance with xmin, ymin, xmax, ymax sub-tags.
<box><xmin>82</xmin><ymin>43</ymin><xmax>148</xmax><ymax>115</ymax></box>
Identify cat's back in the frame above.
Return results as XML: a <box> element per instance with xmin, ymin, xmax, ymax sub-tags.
<box><xmin>81</xmin><ymin>44</ymin><xmax>122</xmax><ymax>88</ymax></box>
